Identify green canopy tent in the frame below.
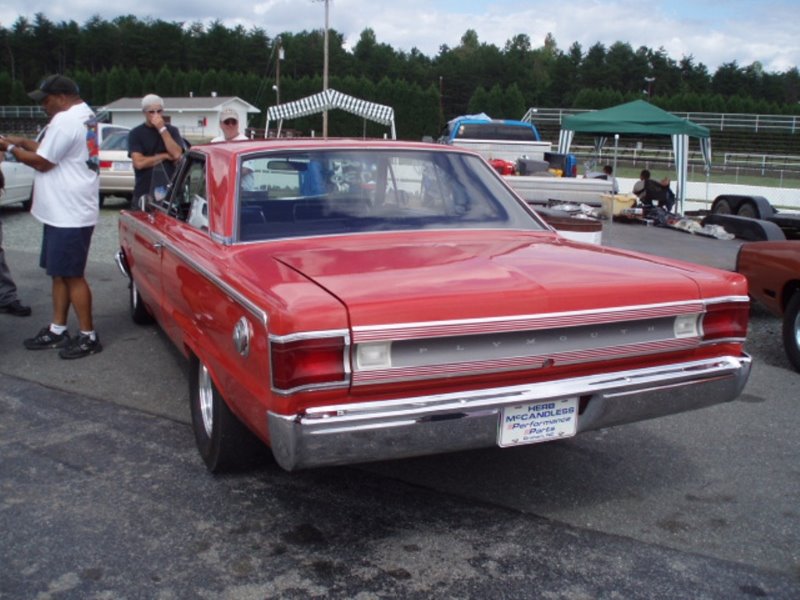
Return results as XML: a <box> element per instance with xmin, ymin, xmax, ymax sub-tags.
<box><xmin>556</xmin><ymin>100</ymin><xmax>711</xmax><ymax>212</ymax></box>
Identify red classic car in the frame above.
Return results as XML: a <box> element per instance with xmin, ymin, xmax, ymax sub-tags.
<box><xmin>117</xmin><ymin>139</ymin><xmax>752</xmax><ymax>473</ymax></box>
<box><xmin>736</xmin><ymin>240</ymin><xmax>800</xmax><ymax>372</ymax></box>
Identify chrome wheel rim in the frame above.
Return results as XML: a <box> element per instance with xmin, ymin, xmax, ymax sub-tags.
<box><xmin>794</xmin><ymin>311</ymin><xmax>800</xmax><ymax>352</ymax></box>
<box><xmin>198</xmin><ymin>363</ymin><xmax>214</xmax><ymax>438</ymax></box>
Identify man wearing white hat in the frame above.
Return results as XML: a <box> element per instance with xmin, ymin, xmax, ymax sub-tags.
<box><xmin>211</xmin><ymin>108</ymin><xmax>248</xmax><ymax>143</ymax></box>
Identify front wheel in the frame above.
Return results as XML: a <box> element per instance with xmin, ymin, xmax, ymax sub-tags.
<box><xmin>189</xmin><ymin>357</ymin><xmax>265</xmax><ymax>473</ymax></box>
<box><xmin>782</xmin><ymin>292</ymin><xmax>800</xmax><ymax>373</ymax></box>
<box><xmin>713</xmin><ymin>199</ymin><xmax>733</xmax><ymax>214</ymax></box>
<box><xmin>129</xmin><ymin>279</ymin><xmax>154</xmax><ymax>325</ymax></box>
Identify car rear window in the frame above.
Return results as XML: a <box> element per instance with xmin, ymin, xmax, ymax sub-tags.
<box><xmin>236</xmin><ymin>148</ymin><xmax>544</xmax><ymax>242</ymax></box>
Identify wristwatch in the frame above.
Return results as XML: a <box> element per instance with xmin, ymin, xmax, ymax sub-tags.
<box><xmin>6</xmin><ymin>144</ymin><xmax>16</xmax><ymax>153</ymax></box>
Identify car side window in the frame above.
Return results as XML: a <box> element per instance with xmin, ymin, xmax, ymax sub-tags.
<box><xmin>169</xmin><ymin>157</ymin><xmax>208</xmax><ymax>230</ymax></box>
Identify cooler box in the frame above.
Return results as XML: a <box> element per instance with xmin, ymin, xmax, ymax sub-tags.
<box><xmin>601</xmin><ymin>194</ymin><xmax>637</xmax><ymax>217</ymax></box>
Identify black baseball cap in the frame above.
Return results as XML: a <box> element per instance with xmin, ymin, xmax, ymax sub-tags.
<box><xmin>28</xmin><ymin>75</ymin><xmax>79</xmax><ymax>102</ymax></box>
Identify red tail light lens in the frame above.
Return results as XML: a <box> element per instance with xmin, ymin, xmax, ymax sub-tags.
<box><xmin>271</xmin><ymin>336</ymin><xmax>347</xmax><ymax>392</ymax></box>
<box><xmin>99</xmin><ymin>160</ymin><xmax>113</xmax><ymax>170</ymax></box>
<box><xmin>701</xmin><ymin>302</ymin><xmax>749</xmax><ymax>341</ymax></box>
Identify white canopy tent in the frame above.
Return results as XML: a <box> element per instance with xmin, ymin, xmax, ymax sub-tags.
<box><xmin>265</xmin><ymin>89</ymin><xmax>396</xmax><ymax>139</ymax></box>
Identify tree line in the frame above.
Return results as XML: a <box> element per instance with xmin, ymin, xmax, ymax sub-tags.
<box><xmin>1</xmin><ymin>13</ymin><xmax>799</xmax><ymax>139</ymax></box>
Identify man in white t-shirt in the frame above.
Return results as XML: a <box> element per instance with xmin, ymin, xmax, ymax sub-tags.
<box><xmin>0</xmin><ymin>74</ymin><xmax>102</xmax><ymax>359</ymax></box>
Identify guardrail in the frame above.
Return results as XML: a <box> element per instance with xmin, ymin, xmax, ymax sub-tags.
<box><xmin>0</xmin><ymin>106</ymin><xmax>47</xmax><ymax>118</ymax></box>
<box><xmin>723</xmin><ymin>153</ymin><xmax>800</xmax><ymax>174</ymax></box>
<box><xmin>522</xmin><ymin>107</ymin><xmax>800</xmax><ymax>134</ymax></box>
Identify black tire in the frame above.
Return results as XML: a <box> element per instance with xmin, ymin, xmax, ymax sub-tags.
<box><xmin>713</xmin><ymin>199</ymin><xmax>733</xmax><ymax>214</ymax></box>
<box><xmin>99</xmin><ymin>194</ymin><xmax>106</xmax><ymax>208</ymax></box>
<box><xmin>21</xmin><ymin>197</ymin><xmax>32</xmax><ymax>211</ymax></box>
<box><xmin>782</xmin><ymin>292</ymin><xmax>800</xmax><ymax>373</ymax></box>
<box><xmin>129</xmin><ymin>278</ymin><xmax>155</xmax><ymax>325</ymax></box>
<box><xmin>189</xmin><ymin>356</ymin><xmax>265</xmax><ymax>473</ymax></box>
<box><xmin>737</xmin><ymin>201</ymin><xmax>758</xmax><ymax>219</ymax></box>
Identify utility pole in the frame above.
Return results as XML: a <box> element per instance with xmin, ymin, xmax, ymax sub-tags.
<box><xmin>438</xmin><ymin>76</ymin><xmax>443</xmax><ymax>132</ymax></box>
<box><xmin>322</xmin><ymin>0</ymin><xmax>330</xmax><ymax>137</ymax></box>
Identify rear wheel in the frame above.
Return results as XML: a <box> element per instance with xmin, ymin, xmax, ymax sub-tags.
<box><xmin>782</xmin><ymin>292</ymin><xmax>800</xmax><ymax>373</ymax></box>
<box><xmin>737</xmin><ymin>201</ymin><xmax>759</xmax><ymax>219</ymax></box>
<box><xmin>189</xmin><ymin>356</ymin><xmax>265</xmax><ymax>473</ymax></box>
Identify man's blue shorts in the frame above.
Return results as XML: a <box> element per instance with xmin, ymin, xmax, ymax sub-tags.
<box><xmin>39</xmin><ymin>224</ymin><xmax>94</xmax><ymax>278</ymax></box>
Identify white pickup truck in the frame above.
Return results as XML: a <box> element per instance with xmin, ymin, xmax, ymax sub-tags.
<box><xmin>442</xmin><ymin>116</ymin><xmax>613</xmax><ymax>206</ymax></box>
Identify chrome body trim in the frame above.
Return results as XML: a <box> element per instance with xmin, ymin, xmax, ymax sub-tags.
<box><xmin>351</xmin><ymin>297</ymin><xmax>749</xmax><ymax>342</ymax></box>
<box><xmin>269</xmin><ymin>329</ymin><xmax>351</xmax><ymax>344</ymax></box>
<box><xmin>267</xmin><ymin>353</ymin><xmax>752</xmax><ymax>471</ymax></box>
<box><xmin>164</xmin><ymin>241</ymin><xmax>268</xmax><ymax>327</ymax></box>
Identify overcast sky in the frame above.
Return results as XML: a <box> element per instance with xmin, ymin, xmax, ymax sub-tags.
<box><xmin>2</xmin><ymin>0</ymin><xmax>798</xmax><ymax>73</ymax></box>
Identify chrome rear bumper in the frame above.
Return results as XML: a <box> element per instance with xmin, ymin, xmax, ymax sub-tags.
<box><xmin>267</xmin><ymin>354</ymin><xmax>751</xmax><ymax>471</ymax></box>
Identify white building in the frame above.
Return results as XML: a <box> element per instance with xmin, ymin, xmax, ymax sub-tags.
<box><xmin>99</xmin><ymin>96</ymin><xmax>260</xmax><ymax>142</ymax></box>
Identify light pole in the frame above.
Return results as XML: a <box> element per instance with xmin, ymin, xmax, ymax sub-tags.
<box><xmin>274</xmin><ymin>36</ymin><xmax>283</xmax><ymax>105</ymax></box>
<box><xmin>644</xmin><ymin>76</ymin><xmax>655</xmax><ymax>99</ymax></box>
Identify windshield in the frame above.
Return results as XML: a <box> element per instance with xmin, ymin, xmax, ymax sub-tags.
<box><xmin>453</xmin><ymin>122</ymin><xmax>539</xmax><ymax>142</ymax></box>
<box><xmin>237</xmin><ymin>149</ymin><xmax>544</xmax><ymax>242</ymax></box>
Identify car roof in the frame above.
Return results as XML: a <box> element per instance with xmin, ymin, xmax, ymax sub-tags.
<box><xmin>192</xmin><ymin>137</ymin><xmax>473</xmax><ymax>159</ymax></box>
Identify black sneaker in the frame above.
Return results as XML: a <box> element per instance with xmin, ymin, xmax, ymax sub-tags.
<box><xmin>59</xmin><ymin>333</ymin><xmax>103</xmax><ymax>359</ymax></box>
<box><xmin>0</xmin><ymin>300</ymin><xmax>32</xmax><ymax>317</ymax></box>
<box><xmin>24</xmin><ymin>326</ymin><xmax>70</xmax><ymax>350</ymax></box>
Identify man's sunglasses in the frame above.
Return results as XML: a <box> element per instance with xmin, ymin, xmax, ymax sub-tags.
<box><xmin>223</xmin><ymin>119</ymin><xmax>238</xmax><ymax>125</ymax></box>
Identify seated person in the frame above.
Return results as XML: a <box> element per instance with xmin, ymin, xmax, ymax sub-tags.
<box><xmin>602</xmin><ymin>164</ymin><xmax>619</xmax><ymax>194</ymax></box>
<box><xmin>632</xmin><ymin>169</ymin><xmax>675</xmax><ymax>212</ymax></box>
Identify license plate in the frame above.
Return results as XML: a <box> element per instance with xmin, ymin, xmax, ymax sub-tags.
<box><xmin>112</xmin><ymin>161</ymin><xmax>132</xmax><ymax>172</ymax></box>
<box><xmin>498</xmin><ymin>397</ymin><xmax>578</xmax><ymax>447</ymax></box>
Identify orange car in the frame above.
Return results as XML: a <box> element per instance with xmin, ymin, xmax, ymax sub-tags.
<box><xmin>737</xmin><ymin>240</ymin><xmax>800</xmax><ymax>372</ymax></box>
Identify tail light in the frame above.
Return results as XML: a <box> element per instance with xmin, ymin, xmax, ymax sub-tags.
<box><xmin>701</xmin><ymin>301</ymin><xmax>749</xmax><ymax>342</ymax></box>
<box><xmin>99</xmin><ymin>160</ymin><xmax>113</xmax><ymax>170</ymax></box>
<box><xmin>270</xmin><ymin>336</ymin><xmax>348</xmax><ymax>393</ymax></box>
<box><xmin>489</xmin><ymin>158</ymin><xmax>516</xmax><ymax>176</ymax></box>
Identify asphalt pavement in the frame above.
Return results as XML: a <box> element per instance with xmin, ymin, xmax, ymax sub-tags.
<box><xmin>1</xmin><ymin>201</ymin><xmax>798</xmax><ymax>599</ymax></box>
